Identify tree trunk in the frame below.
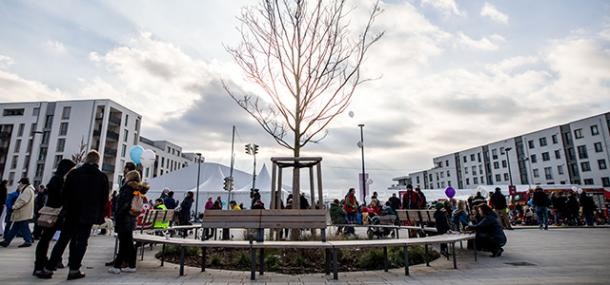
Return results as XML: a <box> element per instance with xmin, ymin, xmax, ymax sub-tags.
<box><xmin>290</xmin><ymin>142</ymin><xmax>301</xmax><ymax>240</ymax></box>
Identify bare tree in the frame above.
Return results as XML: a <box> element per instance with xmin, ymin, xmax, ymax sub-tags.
<box><xmin>71</xmin><ymin>137</ymin><xmax>87</xmax><ymax>164</ymax></box>
<box><xmin>225</xmin><ymin>0</ymin><xmax>383</xmax><ymax>208</ymax></box>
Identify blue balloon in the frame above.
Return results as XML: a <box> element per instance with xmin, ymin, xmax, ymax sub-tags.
<box><xmin>129</xmin><ymin>145</ymin><xmax>144</xmax><ymax>164</ymax></box>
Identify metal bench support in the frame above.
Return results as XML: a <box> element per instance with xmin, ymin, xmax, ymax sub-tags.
<box><xmin>383</xmin><ymin>246</ymin><xmax>388</xmax><ymax>272</ymax></box>
<box><xmin>425</xmin><ymin>244</ymin><xmax>430</xmax><ymax>266</ymax></box>
<box><xmin>161</xmin><ymin>244</ymin><xmax>165</xmax><ymax>266</ymax></box>
<box><xmin>404</xmin><ymin>245</ymin><xmax>410</xmax><ymax>276</ymax></box>
<box><xmin>250</xmin><ymin>247</ymin><xmax>256</xmax><ymax>280</ymax></box>
<box><xmin>452</xmin><ymin>242</ymin><xmax>457</xmax><ymax>269</ymax></box>
<box><xmin>332</xmin><ymin>248</ymin><xmax>338</xmax><ymax>280</ymax></box>
<box><xmin>201</xmin><ymin>247</ymin><xmax>206</xmax><ymax>272</ymax></box>
<box><xmin>179</xmin><ymin>246</ymin><xmax>185</xmax><ymax>276</ymax></box>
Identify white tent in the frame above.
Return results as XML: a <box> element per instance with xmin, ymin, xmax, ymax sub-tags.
<box><xmin>145</xmin><ymin>162</ymin><xmax>289</xmax><ymax>211</ymax></box>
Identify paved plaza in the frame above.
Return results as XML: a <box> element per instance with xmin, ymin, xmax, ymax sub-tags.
<box><xmin>0</xmin><ymin>228</ymin><xmax>609</xmax><ymax>285</ymax></box>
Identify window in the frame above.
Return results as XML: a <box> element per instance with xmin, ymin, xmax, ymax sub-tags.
<box><xmin>56</xmin><ymin>138</ymin><xmax>65</xmax><ymax>152</ymax></box>
<box><xmin>493</xmin><ymin>161</ymin><xmax>499</xmax><ymax>169</ymax></box>
<box><xmin>161</xmin><ymin>157</ymin><xmax>165</xmax><ymax>167</ymax></box>
<box><xmin>145</xmin><ymin>168</ymin><xmax>149</xmax><ymax>177</ymax></box>
<box><xmin>53</xmin><ymin>155</ymin><xmax>63</xmax><ymax>169</ymax></box>
<box><xmin>18</xmin><ymin>124</ymin><xmax>24</xmax><ymax>136</ymax></box>
<box><xmin>26</xmin><ymin>139</ymin><xmax>33</xmax><ymax>153</ymax></box>
<box><xmin>479</xmin><ymin>165</ymin><xmax>483</xmax><ymax>175</ymax></box>
<box><xmin>577</xmin><ymin>145</ymin><xmax>588</xmax><ymax>159</ymax></box>
<box><xmin>492</xmin><ymin>149</ymin><xmax>498</xmax><ymax>159</ymax></box>
<box><xmin>447</xmin><ymin>170</ymin><xmax>450</xmax><ymax>177</ymax></box>
<box><xmin>416</xmin><ymin>176</ymin><xmax>420</xmax><ymax>184</ymax></box>
<box><xmin>590</xmin><ymin>125</ymin><xmax>599</xmax><ymax>136</ymax></box>
<box><xmin>440</xmin><ymin>172</ymin><xmax>444</xmax><ymax>178</ymax></box>
<box><xmin>552</xmin><ymin>134</ymin><xmax>558</xmax><ymax>144</ymax></box>
<box><xmin>59</xmin><ymin>122</ymin><xmax>68</xmax><ymax>136</ymax></box>
<box><xmin>3</xmin><ymin>108</ymin><xmax>25</xmax><ymax>116</ymax></box>
<box><xmin>471</xmin><ymin>166</ymin><xmax>477</xmax><ymax>174</ymax></box>
<box><xmin>8</xmin><ymin>172</ymin><xmax>15</xmax><ymax>186</ymax></box>
<box><xmin>11</xmin><ymin>155</ymin><xmax>18</xmax><ymax>169</ymax></box>
<box><xmin>574</xmin><ymin>128</ymin><xmax>583</xmax><ymax>139</ymax></box>
<box><xmin>583</xmin><ymin>178</ymin><xmax>594</xmax><ymax>185</ymax></box>
<box><xmin>470</xmin><ymin>154</ymin><xmax>475</xmax><ymax>161</ymax></box>
<box><xmin>121</xmin><ymin>144</ymin><xmax>127</xmax><ymax>157</ymax></box>
<box><xmin>35</xmin><ymin>163</ymin><xmax>44</xmax><ymax>177</ymax></box>
<box><xmin>594</xmin><ymin>142</ymin><xmax>603</xmax><ymax>152</ymax></box>
<box><xmin>544</xmin><ymin>167</ymin><xmax>553</xmax><ymax>180</ymax></box>
<box><xmin>495</xmin><ymin>174</ymin><xmax>501</xmax><ymax>182</ymax></box>
<box><xmin>500</xmin><ymin>147</ymin><xmax>505</xmax><ymax>155</ymax></box>
<box><xmin>554</xmin><ymin>150</ymin><xmax>561</xmax><ymax>159</ymax></box>
<box><xmin>463</xmin><ymin>156</ymin><xmax>467</xmax><ymax>163</ymax></box>
<box><xmin>14</xmin><ymin>139</ymin><xmax>21</xmax><ymax>153</ymax></box>
<box><xmin>542</xmin><ymin>152</ymin><xmax>550</xmax><ymax>161</ymax></box>
<box><xmin>125</xmin><ymin>114</ymin><xmax>129</xmax><ymax>127</ymax></box>
<box><xmin>61</xmin><ymin>106</ymin><xmax>71</xmax><ymax>119</ymax></box>
<box><xmin>533</xmin><ymin>168</ymin><xmax>540</xmax><ymax>178</ymax></box>
<box><xmin>464</xmin><ymin>167</ymin><xmax>468</xmax><ymax>174</ymax></box>
<box><xmin>531</xmin><ymin>154</ymin><xmax>537</xmax><ymax>163</ymax></box>
<box><xmin>602</xmin><ymin>177</ymin><xmax>610</xmax><ymax>187</ymax></box>
<box><xmin>528</xmin><ymin>140</ymin><xmax>535</xmax><ymax>149</ymax></box>
<box><xmin>567</xmin><ymin>148</ymin><xmax>575</xmax><ymax>160</ymax></box>
<box><xmin>504</xmin><ymin>173</ymin><xmax>509</xmax><ymax>181</ymax></box>
<box><xmin>581</xmin><ymin>161</ymin><xmax>591</xmax><ymax>172</ymax></box>
<box><xmin>539</xmin><ymin>137</ymin><xmax>547</xmax><ymax>147</ymax></box>
<box><xmin>557</xmin><ymin>165</ymin><xmax>564</xmax><ymax>175</ymax></box>
<box><xmin>30</xmin><ymin>123</ymin><xmax>37</xmax><ymax>135</ymax></box>
<box><xmin>502</xmin><ymin>160</ymin><xmax>507</xmax><ymax>168</ymax></box>
<box><xmin>480</xmin><ymin>176</ymin><xmax>484</xmax><ymax>183</ymax></box>
<box><xmin>33</xmin><ymin>107</ymin><xmax>40</xmax><ymax>116</ymax></box>
<box><xmin>598</xmin><ymin>159</ymin><xmax>607</xmax><ymax>170</ymax></box>
<box><xmin>123</xmin><ymin>129</ymin><xmax>128</xmax><ymax>142</ymax></box>
<box><xmin>477</xmin><ymin>153</ymin><xmax>481</xmax><ymax>162</ymax></box>
<box><xmin>466</xmin><ymin>178</ymin><xmax>470</xmax><ymax>185</ymax></box>
<box><xmin>445</xmin><ymin>160</ymin><xmax>449</xmax><ymax>167</ymax></box>
<box><xmin>23</xmin><ymin>155</ymin><xmax>30</xmax><ymax>170</ymax></box>
<box><xmin>473</xmin><ymin>177</ymin><xmax>478</xmax><ymax>184</ymax></box>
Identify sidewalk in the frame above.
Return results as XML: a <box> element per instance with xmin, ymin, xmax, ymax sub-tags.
<box><xmin>0</xmin><ymin>228</ymin><xmax>609</xmax><ymax>284</ymax></box>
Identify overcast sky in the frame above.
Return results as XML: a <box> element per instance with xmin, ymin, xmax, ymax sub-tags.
<box><xmin>1</xmin><ymin>0</ymin><xmax>609</xmax><ymax>195</ymax></box>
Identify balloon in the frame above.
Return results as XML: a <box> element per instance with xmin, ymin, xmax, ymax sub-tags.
<box><xmin>445</xmin><ymin>186</ymin><xmax>456</xmax><ymax>199</ymax></box>
<box><xmin>129</xmin><ymin>145</ymin><xmax>144</xmax><ymax>164</ymax></box>
<box><xmin>140</xmin><ymin>149</ymin><xmax>156</xmax><ymax>167</ymax></box>
<box><xmin>571</xmin><ymin>186</ymin><xmax>578</xmax><ymax>192</ymax></box>
<box><xmin>577</xmin><ymin>188</ymin><xmax>583</xmax><ymax>194</ymax></box>
<box><xmin>348</xmin><ymin>111</ymin><xmax>354</xmax><ymax>118</ymax></box>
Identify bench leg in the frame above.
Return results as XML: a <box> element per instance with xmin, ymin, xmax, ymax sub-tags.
<box><xmin>161</xmin><ymin>244</ymin><xmax>166</xmax><ymax>266</ymax></box>
<box><xmin>473</xmin><ymin>239</ymin><xmax>478</xmax><ymax>262</ymax></box>
<box><xmin>140</xmin><ymin>242</ymin><xmax>145</xmax><ymax>261</ymax></box>
<box><xmin>250</xmin><ymin>247</ymin><xmax>256</xmax><ymax>280</ymax></box>
<box><xmin>452</xmin><ymin>242</ymin><xmax>457</xmax><ymax>269</ymax></box>
<box><xmin>425</xmin><ymin>244</ymin><xmax>430</xmax><ymax>266</ymax></box>
<box><xmin>179</xmin><ymin>246</ymin><xmax>185</xmax><ymax>276</ymax></box>
<box><xmin>201</xmin><ymin>247</ymin><xmax>206</xmax><ymax>272</ymax></box>
<box><xmin>332</xmin><ymin>248</ymin><xmax>338</xmax><ymax>280</ymax></box>
<box><xmin>395</xmin><ymin>228</ymin><xmax>399</xmax><ymax>239</ymax></box>
<box><xmin>404</xmin><ymin>246</ymin><xmax>410</xmax><ymax>276</ymax></box>
<box><xmin>324</xmin><ymin>248</ymin><xmax>330</xmax><ymax>275</ymax></box>
<box><xmin>194</xmin><ymin>228</ymin><xmax>199</xmax><ymax>240</ymax></box>
<box><xmin>259</xmin><ymin>248</ymin><xmax>264</xmax><ymax>275</ymax></box>
<box><xmin>383</xmin><ymin>247</ymin><xmax>388</xmax><ymax>272</ymax></box>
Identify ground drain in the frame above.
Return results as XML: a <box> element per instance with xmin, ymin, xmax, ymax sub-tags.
<box><xmin>505</xmin><ymin>261</ymin><xmax>536</xmax><ymax>266</ymax></box>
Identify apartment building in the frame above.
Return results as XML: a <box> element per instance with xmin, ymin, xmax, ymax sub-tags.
<box><xmin>397</xmin><ymin>112</ymin><xmax>610</xmax><ymax>189</ymax></box>
<box><xmin>0</xmin><ymin>100</ymin><xmax>141</xmax><ymax>190</ymax></box>
<box><xmin>139</xmin><ymin>136</ymin><xmax>202</xmax><ymax>181</ymax></box>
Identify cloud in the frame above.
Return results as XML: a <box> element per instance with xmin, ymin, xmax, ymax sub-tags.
<box><xmin>44</xmin><ymin>40</ymin><xmax>67</xmax><ymax>54</ymax></box>
<box><xmin>480</xmin><ymin>2</ymin><xmax>509</xmax><ymax>24</ymax></box>
<box><xmin>457</xmin><ymin>32</ymin><xmax>505</xmax><ymax>51</ymax></box>
<box><xmin>0</xmin><ymin>69</ymin><xmax>64</xmax><ymax>101</ymax></box>
<box><xmin>421</xmin><ymin>0</ymin><xmax>462</xmax><ymax>16</ymax></box>
<box><xmin>0</xmin><ymin>55</ymin><xmax>14</xmax><ymax>69</ymax></box>
<box><xmin>486</xmin><ymin>56</ymin><xmax>539</xmax><ymax>74</ymax></box>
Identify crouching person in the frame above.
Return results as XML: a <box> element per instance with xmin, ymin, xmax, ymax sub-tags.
<box><xmin>466</xmin><ymin>204</ymin><xmax>507</xmax><ymax>257</ymax></box>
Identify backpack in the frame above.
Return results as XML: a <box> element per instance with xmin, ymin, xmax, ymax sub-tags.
<box><xmin>129</xmin><ymin>193</ymin><xmax>144</xmax><ymax>216</ymax></box>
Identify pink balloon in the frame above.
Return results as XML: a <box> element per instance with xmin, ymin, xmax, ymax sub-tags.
<box><xmin>445</xmin><ymin>186</ymin><xmax>456</xmax><ymax>199</ymax></box>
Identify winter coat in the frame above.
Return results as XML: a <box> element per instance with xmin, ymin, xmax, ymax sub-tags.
<box><xmin>4</xmin><ymin>191</ymin><xmax>19</xmax><ymax>223</ymax></box>
<box><xmin>11</xmin><ymin>184</ymin><xmax>35</xmax><ymax>222</ymax></box>
<box><xmin>470</xmin><ymin>211</ymin><xmax>506</xmax><ymax>246</ymax></box>
<box><xmin>343</xmin><ymin>193</ymin><xmax>358</xmax><ymax>214</ymax></box>
<box><xmin>434</xmin><ymin>209</ymin><xmax>451</xmax><ymax>234</ymax></box>
<box><xmin>402</xmin><ymin>190</ymin><xmax>421</xmax><ymax>209</ymax></box>
<box><xmin>114</xmin><ymin>182</ymin><xmax>140</xmax><ymax>232</ymax></box>
<box><xmin>490</xmin><ymin>191</ymin><xmax>507</xmax><ymax>210</ymax></box>
<box><xmin>0</xmin><ymin>183</ymin><xmax>7</xmax><ymax>208</ymax></box>
<box><xmin>63</xmin><ymin>163</ymin><xmax>109</xmax><ymax>226</ymax></box>
<box><xmin>580</xmin><ymin>193</ymin><xmax>596</xmax><ymax>214</ymax></box>
<box><xmin>179</xmin><ymin>197</ymin><xmax>193</xmax><ymax>224</ymax></box>
<box><xmin>532</xmin><ymin>191</ymin><xmax>550</xmax><ymax>208</ymax></box>
<box><xmin>389</xmin><ymin>196</ymin><xmax>401</xmax><ymax>210</ymax></box>
<box><xmin>163</xmin><ymin>197</ymin><xmax>177</xmax><ymax>209</ymax></box>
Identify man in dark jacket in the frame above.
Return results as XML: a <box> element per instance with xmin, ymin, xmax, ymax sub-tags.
<box><xmin>532</xmin><ymin>186</ymin><xmax>550</xmax><ymax>230</ymax></box>
<box><xmin>34</xmin><ymin>159</ymin><xmax>76</xmax><ymax>278</ymax></box>
<box><xmin>467</xmin><ymin>204</ymin><xmax>507</xmax><ymax>257</ymax></box>
<box><xmin>566</xmin><ymin>193</ymin><xmax>580</xmax><ymax>225</ymax></box>
<box><xmin>163</xmin><ymin>191</ymin><xmax>177</xmax><ymax>209</ymax></box>
<box><xmin>388</xmin><ymin>193</ymin><xmax>401</xmax><ymax>210</ymax></box>
<box><xmin>490</xmin><ymin>187</ymin><xmax>512</xmax><ymax>230</ymax></box>
<box><xmin>47</xmin><ymin>151</ymin><xmax>109</xmax><ymax>280</ymax></box>
<box><xmin>434</xmin><ymin>203</ymin><xmax>451</xmax><ymax>256</ymax></box>
<box><xmin>580</xmin><ymin>192</ymin><xmax>596</xmax><ymax>226</ymax></box>
<box><xmin>179</xmin><ymin>192</ymin><xmax>194</xmax><ymax>225</ymax></box>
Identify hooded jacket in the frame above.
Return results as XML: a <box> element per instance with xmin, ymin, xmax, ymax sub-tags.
<box><xmin>11</xmin><ymin>184</ymin><xmax>36</xmax><ymax>222</ymax></box>
<box><xmin>115</xmin><ymin>170</ymin><xmax>149</xmax><ymax>232</ymax></box>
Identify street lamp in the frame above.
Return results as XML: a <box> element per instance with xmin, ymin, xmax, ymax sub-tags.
<box><xmin>194</xmin><ymin>153</ymin><xmax>202</xmax><ymax>222</ymax></box>
<box><xmin>505</xmin><ymin>147</ymin><xmax>514</xmax><ymax>186</ymax></box>
<box><xmin>245</xmin><ymin>143</ymin><xmax>259</xmax><ymax>191</ymax></box>
<box><xmin>358</xmin><ymin>124</ymin><xmax>367</xmax><ymax>205</ymax></box>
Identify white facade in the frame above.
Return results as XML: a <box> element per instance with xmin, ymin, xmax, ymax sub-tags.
<box><xmin>397</xmin><ymin>112</ymin><xmax>610</xmax><ymax>189</ymax></box>
<box><xmin>0</xmin><ymin>100</ymin><xmax>141</xmax><ymax>190</ymax></box>
<box><xmin>139</xmin><ymin>136</ymin><xmax>199</xmax><ymax>181</ymax></box>
<box><xmin>407</xmin><ymin>170</ymin><xmax>428</xmax><ymax>189</ymax></box>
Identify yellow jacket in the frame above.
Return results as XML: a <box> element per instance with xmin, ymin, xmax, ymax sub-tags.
<box><xmin>153</xmin><ymin>204</ymin><xmax>170</xmax><ymax>229</ymax></box>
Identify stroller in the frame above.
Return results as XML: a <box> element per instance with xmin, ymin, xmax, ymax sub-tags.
<box><xmin>367</xmin><ymin>206</ymin><xmax>399</xmax><ymax>239</ymax></box>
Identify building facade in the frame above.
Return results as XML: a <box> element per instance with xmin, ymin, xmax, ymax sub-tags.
<box><xmin>0</xmin><ymin>100</ymin><xmax>142</xmax><ymax>190</ymax></box>
<box><xmin>139</xmin><ymin>136</ymin><xmax>202</xmax><ymax>181</ymax></box>
<box><xmin>398</xmin><ymin>112</ymin><xmax>610</xmax><ymax>189</ymax></box>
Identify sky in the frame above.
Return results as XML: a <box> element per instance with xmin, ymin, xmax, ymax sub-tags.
<box><xmin>1</xmin><ymin>0</ymin><xmax>609</xmax><ymax>197</ymax></box>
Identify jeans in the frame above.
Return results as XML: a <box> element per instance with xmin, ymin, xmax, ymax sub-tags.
<box><xmin>3</xmin><ymin>221</ymin><xmax>33</xmax><ymax>244</ymax></box>
<box><xmin>584</xmin><ymin>211</ymin><xmax>594</xmax><ymax>226</ymax></box>
<box><xmin>46</xmin><ymin>223</ymin><xmax>93</xmax><ymax>271</ymax></box>
<box><xmin>114</xmin><ymin>230</ymin><xmax>136</xmax><ymax>268</ymax></box>
<box><xmin>36</xmin><ymin>226</ymin><xmax>68</xmax><ymax>271</ymax></box>
<box><xmin>536</xmin><ymin>207</ymin><xmax>548</xmax><ymax>228</ymax></box>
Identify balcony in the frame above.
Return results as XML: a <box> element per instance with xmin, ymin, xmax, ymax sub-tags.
<box><xmin>101</xmin><ymin>163</ymin><xmax>115</xmax><ymax>173</ymax></box>
<box><xmin>108</xmin><ymin>116</ymin><xmax>122</xmax><ymax>126</ymax></box>
<box><xmin>104</xmin><ymin>148</ymin><xmax>117</xmax><ymax>157</ymax></box>
<box><xmin>106</xmin><ymin>131</ymin><xmax>119</xmax><ymax>141</ymax></box>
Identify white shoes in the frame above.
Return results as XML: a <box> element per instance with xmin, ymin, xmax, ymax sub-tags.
<box><xmin>108</xmin><ymin>267</ymin><xmax>121</xmax><ymax>274</ymax></box>
<box><xmin>121</xmin><ymin>267</ymin><xmax>136</xmax><ymax>273</ymax></box>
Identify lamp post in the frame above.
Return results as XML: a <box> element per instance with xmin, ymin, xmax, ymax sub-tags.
<box><xmin>505</xmin><ymin>147</ymin><xmax>514</xmax><ymax>186</ymax></box>
<box><xmin>245</xmin><ymin>143</ymin><xmax>259</xmax><ymax>191</ymax></box>
<box><xmin>358</xmin><ymin>124</ymin><xmax>367</xmax><ymax>205</ymax></box>
<box><xmin>194</xmin><ymin>153</ymin><xmax>202</xmax><ymax>222</ymax></box>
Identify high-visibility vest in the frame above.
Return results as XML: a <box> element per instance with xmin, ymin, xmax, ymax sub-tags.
<box><xmin>153</xmin><ymin>204</ymin><xmax>170</xmax><ymax>229</ymax></box>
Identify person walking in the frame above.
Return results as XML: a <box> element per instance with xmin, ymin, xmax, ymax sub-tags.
<box><xmin>0</xmin><ymin>178</ymin><xmax>35</xmax><ymax>248</ymax></box>
<box><xmin>490</xmin><ymin>187</ymin><xmax>513</xmax><ymax>230</ymax></box>
<box><xmin>43</xmin><ymin>150</ymin><xmax>109</xmax><ymax>280</ymax></box>
<box><xmin>33</xmin><ymin>159</ymin><xmax>76</xmax><ymax>278</ymax></box>
<box><xmin>3</xmin><ymin>188</ymin><xmax>19</xmax><ymax>237</ymax></box>
<box><xmin>109</xmin><ymin>170</ymin><xmax>148</xmax><ymax>274</ymax></box>
<box><xmin>532</xmin><ymin>186</ymin><xmax>550</xmax><ymax>230</ymax></box>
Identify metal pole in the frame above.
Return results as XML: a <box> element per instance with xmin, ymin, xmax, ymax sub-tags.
<box><xmin>252</xmin><ymin>149</ymin><xmax>256</xmax><ymax>190</ymax></box>
<box><xmin>358</xmin><ymin>124</ymin><xmax>366</xmax><ymax>205</ymax></box>
<box><xmin>195</xmin><ymin>153</ymin><xmax>201</xmax><ymax>222</ymax></box>
<box><xmin>505</xmin><ymin>148</ymin><xmax>513</xmax><ymax>186</ymax></box>
<box><xmin>229</xmin><ymin>126</ymin><xmax>235</xmax><ymax>209</ymax></box>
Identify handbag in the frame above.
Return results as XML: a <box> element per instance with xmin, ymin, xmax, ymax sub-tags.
<box><xmin>37</xmin><ymin>206</ymin><xmax>62</xmax><ymax>228</ymax></box>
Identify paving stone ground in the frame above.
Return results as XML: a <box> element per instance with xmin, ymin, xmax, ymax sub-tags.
<box><xmin>0</xmin><ymin>227</ymin><xmax>609</xmax><ymax>284</ymax></box>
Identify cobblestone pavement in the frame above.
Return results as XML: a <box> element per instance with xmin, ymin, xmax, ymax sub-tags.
<box><xmin>0</xmin><ymin>228</ymin><xmax>609</xmax><ymax>284</ymax></box>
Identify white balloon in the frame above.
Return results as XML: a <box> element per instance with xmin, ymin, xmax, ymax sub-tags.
<box><xmin>348</xmin><ymin>111</ymin><xmax>354</xmax><ymax>118</ymax></box>
<box><xmin>140</xmin><ymin>149</ymin><xmax>156</xmax><ymax>167</ymax></box>
<box><xmin>577</xmin><ymin>188</ymin><xmax>583</xmax><ymax>194</ymax></box>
